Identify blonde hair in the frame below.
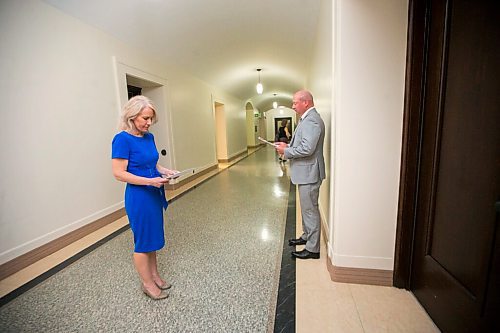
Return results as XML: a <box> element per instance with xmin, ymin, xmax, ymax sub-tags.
<box><xmin>119</xmin><ymin>95</ymin><xmax>157</xmax><ymax>131</ymax></box>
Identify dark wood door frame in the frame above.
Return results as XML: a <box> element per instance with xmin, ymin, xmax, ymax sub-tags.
<box><xmin>393</xmin><ymin>0</ymin><xmax>427</xmax><ymax>289</ymax></box>
<box><xmin>395</xmin><ymin>1</ymin><xmax>500</xmax><ymax>330</ymax></box>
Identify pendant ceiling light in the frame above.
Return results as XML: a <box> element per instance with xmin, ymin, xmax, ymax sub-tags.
<box><xmin>256</xmin><ymin>68</ymin><xmax>263</xmax><ymax>94</ymax></box>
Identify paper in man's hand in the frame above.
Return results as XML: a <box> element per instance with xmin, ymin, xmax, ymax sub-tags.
<box><xmin>258</xmin><ymin>137</ymin><xmax>277</xmax><ymax>147</ymax></box>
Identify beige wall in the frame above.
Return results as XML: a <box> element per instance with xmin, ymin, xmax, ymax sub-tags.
<box><xmin>0</xmin><ymin>0</ymin><xmax>246</xmax><ymax>264</ymax></box>
<box><xmin>329</xmin><ymin>0</ymin><xmax>408</xmax><ymax>270</ymax></box>
<box><xmin>307</xmin><ymin>0</ymin><xmax>334</xmax><ymax>241</ymax></box>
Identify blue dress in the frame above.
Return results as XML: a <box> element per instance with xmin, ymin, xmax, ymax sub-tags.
<box><xmin>112</xmin><ymin>131</ymin><xmax>168</xmax><ymax>253</ymax></box>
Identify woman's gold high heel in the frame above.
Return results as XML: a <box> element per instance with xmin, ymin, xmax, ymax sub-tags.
<box><xmin>141</xmin><ymin>285</ymin><xmax>169</xmax><ymax>300</ymax></box>
<box><xmin>155</xmin><ymin>280</ymin><xmax>172</xmax><ymax>290</ymax></box>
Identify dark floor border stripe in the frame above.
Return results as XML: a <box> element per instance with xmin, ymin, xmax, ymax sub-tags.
<box><xmin>0</xmin><ymin>149</ymin><xmax>262</xmax><ymax>308</ymax></box>
<box><xmin>273</xmin><ymin>182</ymin><xmax>296</xmax><ymax>333</ymax></box>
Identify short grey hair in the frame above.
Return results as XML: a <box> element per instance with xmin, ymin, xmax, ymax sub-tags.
<box><xmin>295</xmin><ymin>90</ymin><xmax>314</xmax><ymax>104</ymax></box>
<box><xmin>119</xmin><ymin>95</ymin><xmax>157</xmax><ymax>131</ymax></box>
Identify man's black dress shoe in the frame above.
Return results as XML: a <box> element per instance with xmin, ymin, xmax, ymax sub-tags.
<box><xmin>288</xmin><ymin>238</ymin><xmax>307</xmax><ymax>246</ymax></box>
<box><xmin>292</xmin><ymin>249</ymin><xmax>320</xmax><ymax>259</ymax></box>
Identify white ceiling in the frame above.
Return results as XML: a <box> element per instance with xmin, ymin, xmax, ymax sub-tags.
<box><xmin>42</xmin><ymin>0</ymin><xmax>322</xmax><ymax>111</ymax></box>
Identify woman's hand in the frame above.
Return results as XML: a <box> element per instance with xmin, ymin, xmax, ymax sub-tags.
<box><xmin>157</xmin><ymin>164</ymin><xmax>178</xmax><ymax>178</ymax></box>
<box><xmin>149</xmin><ymin>177</ymin><xmax>169</xmax><ymax>188</ymax></box>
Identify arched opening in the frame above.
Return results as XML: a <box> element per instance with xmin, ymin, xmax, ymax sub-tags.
<box><xmin>245</xmin><ymin>102</ymin><xmax>260</xmax><ymax>147</ymax></box>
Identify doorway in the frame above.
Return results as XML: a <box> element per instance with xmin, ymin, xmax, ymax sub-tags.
<box><xmin>245</xmin><ymin>102</ymin><xmax>260</xmax><ymax>147</ymax></box>
<box><xmin>394</xmin><ymin>1</ymin><xmax>500</xmax><ymax>331</ymax></box>
<box><xmin>127</xmin><ymin>85</ymin><xmax>142</xmax><ymax>99</ymax></box>
<box><xmin>214</xmin><ymin>101</ymin><xmax>227</xmax><ymax>162</ymax></box>
<box><xmin>274</xmin><ymin>117</ymin><xmax>292</xmax><ymax>142</ymax></box>
<box><xmin>113</xmin><ymin>58</ymin><xmax>174</xmax><ymax>169</ymax></box>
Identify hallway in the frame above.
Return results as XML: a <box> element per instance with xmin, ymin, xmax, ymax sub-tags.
<box><xmin>0</xmin><ymin>147</ymin><xmax>438</xmax><ymax>332</ymax></box>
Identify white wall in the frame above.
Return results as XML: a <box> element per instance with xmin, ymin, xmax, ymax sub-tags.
<box><xmin>307</xmin><ymin>0</ymin><xmax>333</xmax><ymax>239</ymax></box>
<box><xmin>0</xmin><ymin>0</ymin><xmax>247</xmax><ymax>264</ymax></box>
<box><xmin>330</xmin><ymin>0</ymin><xmax>408</xmax><ymax>270</ymax></box>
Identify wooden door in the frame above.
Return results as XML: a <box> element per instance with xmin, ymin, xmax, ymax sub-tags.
<box><xmin>395</xmin><ymin>0</ymin><xmax>500</xmax><ymax>331</ymax></box>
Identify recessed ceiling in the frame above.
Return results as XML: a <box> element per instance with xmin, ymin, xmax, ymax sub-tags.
<box><xmin>42</xmin><ymin>0</ymin><xmax>322</xmax><ymax>111</ymax></box>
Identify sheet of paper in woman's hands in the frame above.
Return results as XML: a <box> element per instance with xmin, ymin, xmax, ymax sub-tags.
<box><xmin>258</xmin><ymin>137</ymin><xmax>277</xmax><ymax>147</ymax></box>
<box><xmin>163</xmin><ymin>168</ymin><xmax>195</xmax><ymax>180</ymax></box>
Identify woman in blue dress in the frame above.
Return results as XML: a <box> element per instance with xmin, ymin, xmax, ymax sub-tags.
<box><xmin>112</xmin><ymin>95</ymin><xmax>177</xmax><ymax>300</ymax></box>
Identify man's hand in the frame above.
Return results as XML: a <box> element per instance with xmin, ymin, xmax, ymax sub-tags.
<box><xmin>275</xmin><ymin>142</ymin><xmax>288</xmax><ymax>155</ymax></box>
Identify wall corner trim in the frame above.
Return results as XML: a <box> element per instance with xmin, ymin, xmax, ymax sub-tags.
<box><xmin>326</xmin><ymin>256</ymin><xmax>393</xmax><ymax>286</ymax></box>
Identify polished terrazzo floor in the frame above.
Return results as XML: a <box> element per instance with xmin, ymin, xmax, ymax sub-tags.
<box><xmin>0</xmin><ymin>147</ymin><xmax>289</xmax><ymax>332</ymax></box>
<box><xmin>0</xmin><ymin>146</ymin><xmax>440</xmax><ymax>332</ymax></box>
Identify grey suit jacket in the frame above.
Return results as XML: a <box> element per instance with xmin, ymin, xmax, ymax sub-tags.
<box><xmin>284</xmin><ymin>108</ymin><xmax>326</xmax><ymax>185</ymax></box>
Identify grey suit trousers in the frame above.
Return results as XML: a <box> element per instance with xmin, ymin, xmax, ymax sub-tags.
<box><xmin>298</xmin><ymin>180</ymin><xmax>322</xmax><ymax>253</ymax></box>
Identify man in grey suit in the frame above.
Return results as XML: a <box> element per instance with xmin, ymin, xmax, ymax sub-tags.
<box><xmin>276</xmin><ymin>90</ymin><xmax>325</xmax><ymax>259</ymax></box>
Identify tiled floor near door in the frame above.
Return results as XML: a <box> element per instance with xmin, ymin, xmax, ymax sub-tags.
<box><xmin>294</xmin><ymin>190</ymin><xmax>439</xmax><ymax>332</ymax></box>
